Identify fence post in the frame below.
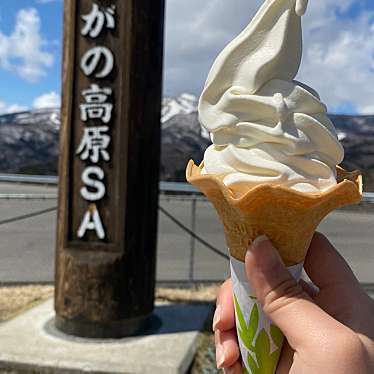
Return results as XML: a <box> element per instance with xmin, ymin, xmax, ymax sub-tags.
<box><xmin>189</xmin><ymin>196</ymin><xmax>197</xmax><ymax>283</ymax></box>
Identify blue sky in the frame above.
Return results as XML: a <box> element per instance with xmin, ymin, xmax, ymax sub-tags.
<box><xmin>0</xmin><ymin>0</ymin><xmax>62</xmax><ymax>112</ymax></box>
<box><xmin>335</xmin><ymin>0</ymin><xmax>374</xmax><ymax>19</ymax></box>
<box><xmin>1</xmin><ymin>0</ymin><xmax>374</xmax><ymax>114</ymax></box>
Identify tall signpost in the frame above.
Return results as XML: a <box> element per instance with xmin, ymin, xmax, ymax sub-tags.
<box><xmin>55</xmin><ymin>0</ymin><xmax>165</xmax><ymax>338</ymax></box>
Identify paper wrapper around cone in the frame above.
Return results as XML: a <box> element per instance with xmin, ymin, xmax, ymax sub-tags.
<box><xmin>186</xmin><ymin>160</ymin><xmax>362</xmax><ymax>266</ymax></box>
<box><xmin>230</xmin><ymin>255</ymin><xmax>303</xmax><ymax>373</ymax></box>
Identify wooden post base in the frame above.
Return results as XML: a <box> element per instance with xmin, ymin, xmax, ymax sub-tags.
<box><xmin>54</xmin><ymin>314</ymin><xmax>153</xmax><ymax>339</ymax></box>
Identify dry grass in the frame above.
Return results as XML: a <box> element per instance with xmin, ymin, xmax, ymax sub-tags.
<box><xmin>190</xmin><ymin>332</ymin><xmax>221</xmax><ymax>374</ymax></box>
<box><xmin>0</xmin><ymin>285</ymin><xmax>54</xmax><ymax>322</ymax></box>
<box><xmin>0</xmin><ymin>284</ymin><xmax>220</xmax><ymax>322</ymax></box>
<box><xmin>156</xmin><ymin>284</ymin><xmax>220</xmax><ymax>304</ymax></box>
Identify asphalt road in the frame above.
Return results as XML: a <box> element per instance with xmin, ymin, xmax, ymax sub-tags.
<box><xmin>0</xmin><ymin>183</ymin><xmax>373</xmax><ymax>284</ymax></box>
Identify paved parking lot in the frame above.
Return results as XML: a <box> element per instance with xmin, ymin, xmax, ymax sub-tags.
<box><xmin>0</xmin><ymin>183</ymin><xmax>373</xmax><ymax>284</ymax></box>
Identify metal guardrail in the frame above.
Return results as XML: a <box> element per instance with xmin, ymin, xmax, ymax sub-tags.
<box><xmin>363</xmin><ymin>192</ymin><xmax>374</xmax><ymax>203</ymax></box>
<box><xmin>0</xmin><ymin>173</ymin><xmax>372</xmax><ymax>201</ymax></box>
<box><xmin>0</xmin><ymin>174</ymin><xmax>58</xmax><ymax>185</ymax></box>
<box><xmin>0</xmin><ymin>194</ymin><xmax>57</xmax><ymax>199</ymax></box>
<box><xmin>0</xmin><ymin>173</ymin><xmax>201</xmax><ymax>194</ymax></box>
<box><xmin>160</xmin><ymin>181</ymin><xmax>200</xmax><ymax>194</ymax></box>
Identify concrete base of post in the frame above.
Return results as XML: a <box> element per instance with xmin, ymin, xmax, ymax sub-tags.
<box><xmin>0</xmin><ymin>299</ymin><xmax>212</xmax><ymax>374</ymax></box>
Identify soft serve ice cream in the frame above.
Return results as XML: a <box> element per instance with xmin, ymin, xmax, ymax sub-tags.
<box><xmin>199</xmin><ymin>0</ymin><xmax>344</xmax><ymax>193</ymax></box>
<box><xmin>187</xmin><ymin>2</ymin><xmax>362</xmax><ymax>372</ymax></box>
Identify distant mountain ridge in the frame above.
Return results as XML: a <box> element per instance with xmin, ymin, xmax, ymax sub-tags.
<box><xmin>0</xmin><ymin>108</ymin><xmax>60</xmax><ymax>175</ymax></box>
<box><xmin>0</xmin><ymin>94</ymin><xmax>373</xmax><ymax>190</ymax></box>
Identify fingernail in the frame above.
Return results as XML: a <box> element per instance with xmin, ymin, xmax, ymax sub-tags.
<box><xmin>216</xmin><ymin>343</ymin><xmax>225</xmax><ymax>368</ymax></box>
<box><xmin>250</xmin><ymin>235</ymin><xmax>269</xmax><ymax>248</ymax></box>
<box><xmin>252</xmin><ymin>235</ymin><xmax>269</xmax><ymax>247</ymax></box>
<box><xmin>212</xmin><ymin>304</ymin><xmax>221</xmax><ymax>331</ymax></box>
<box><xmin>246</xmin><ymin>235</ymin><xmax>281</xmax><ymax>270</ymax></box>
<box><xmin>250</xmin><ymin>235</ymin><xmax>270</xmax><ymax>251</ymax></box>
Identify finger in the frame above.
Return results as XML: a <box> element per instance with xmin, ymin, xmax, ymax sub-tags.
<box><xmin>305</xmin><ymin>232</ymin><xmax>360</xmax><ymax>291</ymax></box>
<box><xmin>223</xmin><ymin>361</ymin><xmax>243</xmax><ymax>374</ymax></box>
<box><xmin>215</xmin><ymin>329</ymin><xmax>240</xmax><ymax>369</ymax></box>
<box><xmin>214</xmin><ymin>279</ymin><xmax>236</xmax><ymax>332</ymax></box>
<box><xmin>245</xmin><ymin>235</ymin><xmax>344</xmax><ymax>349</ymax></box>
<box><xmin>276</xmin><ymin>341</ymin><xmax>294</xmax><ymax>374</ymax></box>
<box><xmin>299</xmin><ymin>279</ymin><xmax>319</xmax><ymax>299</ymax></box>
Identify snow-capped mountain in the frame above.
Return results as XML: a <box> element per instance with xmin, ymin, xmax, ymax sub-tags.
<box><xmin>162</xmin><ymin>93</ymin><xmax>198</xmax><ymax>124</ymax></box>
<box><xmin>0</xmin><ymin>94</ymin><xmax>373</xmax><ymax>190</ymax></box>
<box><xmin>0</xmin><ymin>108</ymin><xmax>60</xmax><ymax>175</ymax></box>
<box><xmin>163</xmin><ymin>93</ymin><xmax>211</xmax><ymax>139</ymax></box>
<box><xmin>0</xmin><ymin>108</ymin><xmax>60</xmax><ymax>129</ymax></box>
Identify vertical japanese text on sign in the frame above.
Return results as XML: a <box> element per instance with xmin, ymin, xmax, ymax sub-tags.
<box><xmin>76</xmin><ymin>2</ymin><xmax>116</xmax><ymax>241</ymax></box>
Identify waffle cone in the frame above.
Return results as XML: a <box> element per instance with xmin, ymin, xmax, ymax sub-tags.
<box><xmin>186</xmin><ymin>161</ymin><xmax>362</xmax><ymax>266</ymax></box>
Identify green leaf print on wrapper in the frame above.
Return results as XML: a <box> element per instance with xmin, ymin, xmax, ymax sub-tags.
<box><xmin>234</xmin><ymin>294</ymin><xmax>258</xmax><ymax>352</ymax></box>
<box><xmin>234</xmin><ymin>295</ymin><xmax>284</xmax><ymax>374</ymax></box>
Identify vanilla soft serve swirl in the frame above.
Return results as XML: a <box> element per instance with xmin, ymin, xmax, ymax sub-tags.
<box><xmin>199</xmin><ymin>0</ymin><xmax>344</xmax><ymax>192</ymax></box>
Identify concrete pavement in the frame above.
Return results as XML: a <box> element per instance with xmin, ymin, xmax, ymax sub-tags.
<box><xmin>0</xmin><ymin>299</ymin><xmax>212</xmax><ymax>374</ymax></box>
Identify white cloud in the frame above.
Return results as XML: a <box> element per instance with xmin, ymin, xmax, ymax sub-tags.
<box><xmin>164</xmin><ymin>0</ymin><xmax>262</xmax><ymax>97</ymax></box>
<box><xmin>33</xmin><ymin>91</ymin><xmax>61</xmax><ymax>109</ymax></box>
<box><xmin>299</xmin><ymin>1</ymin><xmax>374</xmax><ymax>114</ymax></box>
<box><xmin>0</xmin><ymin>101</ymin><xmax>28</xmax><ymax>115</ymax></box>
<box><xmin>0</xmin><ymin>91</ymin><xmax>60</xmax><ymax>115</ymax></box>
<box><xmin>7</xmin><ymin>104</ymin><xmax>29</xmax><ymax>113</ymax></box>
<box><xmin>164</xmin><ymin>0</ymin><xmax>374</xmax><ymax>114</ymax></box>
<box><xmin>0</xmin><ymin>8</ymin><xmax>54</xmax><ymax>83</ymax></box>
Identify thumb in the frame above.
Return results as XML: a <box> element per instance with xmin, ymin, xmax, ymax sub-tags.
<box><xmin>245</xmin><ymin>235</ymin><xmax>344</xmax><ymax>349</ymax></box>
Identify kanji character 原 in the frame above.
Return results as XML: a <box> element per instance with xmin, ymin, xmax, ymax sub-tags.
<box><xmin>76</xmin><ymin>126</ymin><xmax>111</xmax><ymax>163</ymax></box>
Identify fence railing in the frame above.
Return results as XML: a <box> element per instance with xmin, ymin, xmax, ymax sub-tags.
<box><xmin>0</xmin><ymin>173</ymin><xmax>372</xmax><ymax>284</ymax></box>
<box><xmin>0</xmin><ymin>173</ymin><xmax>202</xmax><ymax>194</ymax></box>
<box><xmin>0</xmin><ymin>173</ymin><xmax>373</xmax><ymax>201</ymax></box>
